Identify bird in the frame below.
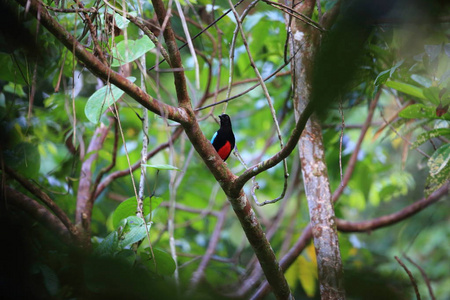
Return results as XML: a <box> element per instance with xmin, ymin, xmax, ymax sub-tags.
<box><xmin>211</xmin><ymin>114</ymin><xmax>235</xmax><ymax>161</ymax></box>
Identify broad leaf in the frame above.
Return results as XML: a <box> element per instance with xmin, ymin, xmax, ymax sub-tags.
<box><xmin>113</xmin><ymin>196</ymin><xmax>162</xmax><ymax>229</ymax></box>
<box><xmin>423</xmin><ymin>87</ymin><xmax>441</xmax><ymax>105</ymax></box>
<box><xmin>140</xmin><ymin>247</ymin><xmax>176</xmax><ymax>276</ymax></box>
<box><xmin>428</xmin><ymin>144</ymin><xmax>450</xmax><ymax>177</ymax></box>
<box><xmin>385</xmin><ymin>80</ymin><xmax>425</xmax><ymax>100</ymax></box>
<box><xmin>85</xmin><ymin>77</ymin><xmax>136</xmax><ymax>123</ymax></box>
<box><xmin>111</xmin><ymin>36</ymin><xmax>154</xmax><ymax>67</ymax></box>
<box><xmin>118</xmin><ymin>216</ymin><xmax>151</xmax><ymax>248</ymax></box>
<box><xmin>95</xmin><ymin>231</ymin><xmax>119</xmax><ymax>256</ymax></box>
<box><xmin>399</xmin><ymin>103</ymin><xmax>450</xmax><ymax>120</ymax></box>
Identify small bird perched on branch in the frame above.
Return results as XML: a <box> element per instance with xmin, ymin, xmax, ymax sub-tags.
<box><xmin>211</xmin><ymin>114</ymin><xmax>235</xmax><ymax>161</ymax></box>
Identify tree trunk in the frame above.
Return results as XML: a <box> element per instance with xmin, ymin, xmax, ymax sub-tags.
<box><xmin>288</xmin><ymin>1</ymin><xmax>346</xmax><ymax>298</ymax></box>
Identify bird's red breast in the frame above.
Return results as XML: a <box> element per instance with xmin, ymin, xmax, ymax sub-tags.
<box><xmin>217</xmin><ymin>141</ymin><xmax>232</xmax><ymax>160</ymax></box>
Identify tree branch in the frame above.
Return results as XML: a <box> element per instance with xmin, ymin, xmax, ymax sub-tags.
<box><xmin>336</xmin><ymin>183</ymin><xmax>449</xmax><ymax>232</ymax></box>
<box><xmin>3</xmin><ymin>186</ymin><xmax>72</xmax><ymax>244</ymax></box>
<box><xmin>76</xmin><ymin>123</ymin><xmax>110</xmax><ymax>237</ymax></box>
<box><xmin>189</xmin><ymin>203</ymin><xmax>229</xmax><ymax>291</ymax></box>
<box><xmin>4</xmin><ymin>165</ymin><xmax>79</xmax><ymax>238</ymax></box>
<box><xmin>232</xmin><ymin>101</ymin><xmax>314</xmax><ymax>194</ymax></box>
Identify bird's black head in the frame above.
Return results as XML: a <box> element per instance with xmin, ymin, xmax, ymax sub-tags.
<box><xmin>219</xmin><ymin>114</ymin><xmax>232</xmax><ymax>129</ymax></box>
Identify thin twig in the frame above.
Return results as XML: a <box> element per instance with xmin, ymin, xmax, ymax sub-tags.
<box><xmin>332</xmin><ymin>91</ymin><xmax>380</xmax><ymax>202</ymax></box>
<box><xmin>395</xmin><ymin>256</ymin><xmax>421</xmax><ymax>300</ymax></box>
<box><xmin>147</xmin><ymin>0</ymin><xmax>248</xmax><ymax>71</ymax></box>
<box><xmin>174</xmin><ymin>0</ymin><xmax>199</xmax><ymax>89</ymax></box>
<box><xmin>338</xmin><ymin>98</ymin><xmax>344</xmax><ymax>186</ymax></box>
<box><xmin>404</xmin><ymin>255</ymin><xmax>436</xmax><ymax>300</ymax></box>
<box><xmin>189</xmin><ymin>203</ymin><xmax>230</xmax><ymax>292</ymax></box>
<box><xmin>262</xmin><ymin>0</ymin><xmax>325</xmax><ymax>32</ymax></box>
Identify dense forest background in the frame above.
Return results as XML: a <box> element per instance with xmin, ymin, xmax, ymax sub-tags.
<box><xmin>0</xmin><ymin>0</ymin><xmax>449</xmax><ymax>299</ymax></box>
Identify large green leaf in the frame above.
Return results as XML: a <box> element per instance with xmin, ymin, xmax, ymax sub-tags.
<box><xmin>140</xmin><ymin>247</ymin><xmax>176</xmax><ymax>276</ymax></box>
<box><xmin>112</xmin><ymin>196</ymin><xmax>162</xmax><ymax>229</ymax></box>
<box><xmin>85</xmin><ymin>77</ymin><xmax>136</xmax><ymax>123</ymax></box>
<box><xmin>118</xmin><ymin>216</ymin><xmax>151</xmax><ymax>248</ymax></box>
<box><xmin>111</xmin><ymin>36</ymin><xmax>154</xmax><ymax>67</ymax></box>
<box><xmin>385</xmin><ymin>80</ymin><xmax>425</xmax><ymax>100</ymax></box>
<box><xmin>399</xmin><ymin>103</ymin><xmax>450</xmax><ymax>120</ymax></box>
<box><xmin>95</xmin><ymin>231</ymin><xmax>119</xmax><ymax>256</ymax></box>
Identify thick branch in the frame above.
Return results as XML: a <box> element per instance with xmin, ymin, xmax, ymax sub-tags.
<box><xmin>76</xmin><ymin>124</ymin><xmax>110</xmax><ymax>236</ymax></box>
<box><xmin>150</xmin><ymin>0</ymin><xmax>191</xmax><ymax>109</ymax></box>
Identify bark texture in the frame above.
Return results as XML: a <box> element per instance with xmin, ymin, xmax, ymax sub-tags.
<box><xmin>288</xmin><ymin>0</ymin><xmax>346</xmax><ymax>298</ymax></box>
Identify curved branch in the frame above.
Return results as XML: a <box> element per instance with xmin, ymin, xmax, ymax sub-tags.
<box><xmin>336</xmin><ymin>183</ymin><xmax>449</xmax><ymax>232</ymax></box>
<box><xmin>232</xmin><ymin>100</ymin><xmax>314</xmax><ymax>195</ymax></box>
<box><xmin>189</xmin><ymin>203</ymin><xmax>229</xmax><ymax>291</ymax></box>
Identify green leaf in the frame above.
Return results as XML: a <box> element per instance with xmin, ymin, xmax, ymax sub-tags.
<box><xmin>375</xmin><ymin>60</ymin><xmax>404</xmax><ymax>86</ymax></box>
<box><xmin>95</xmin><ymin>231</ymin><xmax>119</xmax><ymax>256</ymax></box>
<box><xmin>112</xmin><ymin>196</ymin><xmax>162</xmax><ymax>229</ymax></box>
<box><xmin>428</xmin><ymin>144</ymin><xmax>450</xmax><ymax>177</ymax></box>
<box><xmin>423</xmin><ymin>87</ymin><xmax>441</xmax><ymax>105</ymax></box>
<box><xmin>140</xmin><ymin>248</ymin><xmax>176</xmax><ymax>276</ymax></box>
<box><xmin>411</xmin><ymin>74</ymin><xmax>432</xmax><ymax>88</ymax></box>
<box><xmin>411</xmin><ymin>128</ymin><xmax>450</xmax><ymax>149</ymax></box>
<box><xmin>385</xmin><ymin>80</ymin><xmax>425</xmax><ymax>100</ymax></box>
<box><xmin>425</xmin><ymin>44</ymin><xmax>441</xmax><ymax>62</ymax></box>
<box><xmin>4</xmin><ymin>142</ymin><xmax>41</xmax><ymax>178</ymax></box>
<box><xmin>374</xmin><ymin>69</ymin><xmax>390</xmax><ymax>86</ymax></box>
<box><xmin>4</xmin><ymin>82</ymin><xmax>27</xmax><ymax>97</ymax></box>
<box><xmin>425</xmin><ymin>144</ymin><xmax>450</xmax><ymax>197</ymax></box>
<box><xmin>142</xmin><ymin>163</ymin><xmax>180</xmax><ymax>171</ymax></box>
<box><xmin>111</xmin><ymin>36</ymin><xmax>155</xmax><ymax>67</ymax></box>
<box><xmin>118</xmin><ymin>216</ymin><xmax>151</xmax><ymax>248</ymax></box>
<box><xmin>399</xmin><ymin>103</ymin><xmax>450</xmax><ymax>120</ymax></box>
<box><xmin>85</xmin><ymin>77</ymin><xmax>136</xmax><ymax>123</ymax></box>
<box><xmin>114</xmin><ymin>12</ymin><xmax>137</xmax><ymax>29</ymax></box>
